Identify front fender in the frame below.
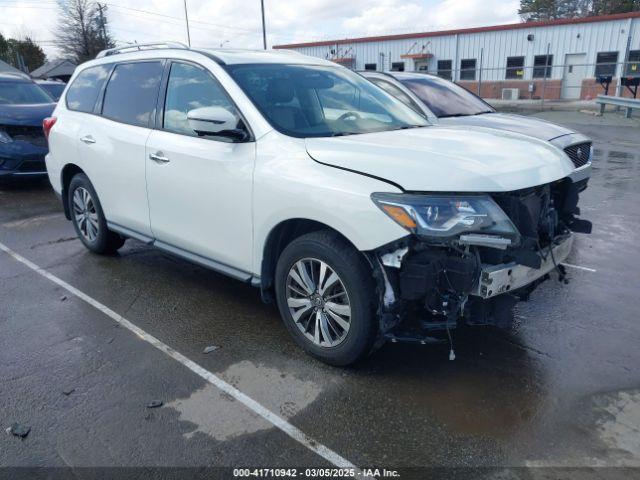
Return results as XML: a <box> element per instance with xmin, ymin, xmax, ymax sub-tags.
<box><xmin>253</xmin><ymin>132</ymin><xmax>407</xmax><ymax>275</ymax></box>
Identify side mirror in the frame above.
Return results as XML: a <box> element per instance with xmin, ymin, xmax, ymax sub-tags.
<box><xmin>187</xmin><ymin>106</ymin><xmax>246</xmax><ymax>140</ymax></box>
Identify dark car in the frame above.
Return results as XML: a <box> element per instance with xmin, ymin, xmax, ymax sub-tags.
<box><xmin>361</xmin><ymin>71</ymin><xmax>592</xmax><ymax>185</ymax></box>
<box><xmin>35</xmin><ymin>79</ymin><xmax>66</xmax><ymax>101</ymax></box>
<box><xmin>0</xmin><ymin>72</ymin><xmax>55</xmax><ymax>177</ymax></box>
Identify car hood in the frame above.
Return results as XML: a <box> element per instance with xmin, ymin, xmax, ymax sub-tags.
<box><xmin>305</xmin><ymin>125</ymin><xmax>574</xmax><ymax>192</ymax></box>
<box><xmin>0</xmin><ymin>103</ymin><xmax>56</xmax><ymax>127</ymax></box>
<box><xmin>437</xmin><ymin>113</ymin><xmax>575</xmax><ymax>141</ymax></box>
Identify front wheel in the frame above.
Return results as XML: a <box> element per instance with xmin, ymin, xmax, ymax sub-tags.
<box><xmin>68</xmin><ymin>173</ymin><xmax>125</xmax><ymax>254</ymax></box>
<box><xmin>275</xmin><ymin>231</ymin><xmax>376</xmax><ymax>366</ymax></box>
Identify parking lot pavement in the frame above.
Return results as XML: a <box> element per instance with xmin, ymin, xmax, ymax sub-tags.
<box><xmin>1</xmin><ymin>111</ymin><xmax>640</xmax><ymax>476</ymax></box>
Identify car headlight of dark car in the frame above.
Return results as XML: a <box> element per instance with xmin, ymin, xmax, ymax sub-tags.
<box><xmin>0</xmin><ymin>129</ymin><xmax>13</xmax><ymax>144</ymax></box>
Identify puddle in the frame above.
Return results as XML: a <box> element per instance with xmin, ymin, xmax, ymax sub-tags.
<box><xmin>591</xmin><ymin>149</ymin><xmax>640</xmax><ymax>192</ymax></box>
<box><xmin>526</xmin><ymin>389</ymin><xmax>640</xmax><ymax>467</ymax></box>
<box><xmin>165</xmin><ymin>361</ymin><xmax>322</xmax><ymax>441</ymax></box>
<box><xmin>165</xmin><ymin>384</ymin><xmax>271</xmax><ymax>441</ymax></box>
<box><xmin>594</xmin><ymin>389</ymin><xmax>640</xmax><ymax>459</ymax></box>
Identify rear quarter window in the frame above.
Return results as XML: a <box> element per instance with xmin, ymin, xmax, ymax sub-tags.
<box><xmin>66</xmin><ymin>65</ymin><xmax>111</xmax><ymax>113</ymax></box>
<box><xmin>101</xmin><ymin>61</ymin><xmax>163</xmax><ymax>127</ymax></box>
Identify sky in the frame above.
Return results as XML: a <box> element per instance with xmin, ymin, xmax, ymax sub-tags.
<box><xmin>0</xmin><ymin>0</ymin><xmax>521</xmax><ymax>59</ymax></box>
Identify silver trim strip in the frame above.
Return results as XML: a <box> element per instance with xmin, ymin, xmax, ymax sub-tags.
<box><xmin>107</xmin><ymin>222</ymin><xmax>260</xmax><ymax>286</ymax></box>
<box><xmin>107</xmin><ymin>222</ymin><xmax>154</xmax><ymax>244</ymax></box>
<box><xmin>154</xmin><ymin>241</ymin><xmax>252</xmax><ymax>282</ymax></box>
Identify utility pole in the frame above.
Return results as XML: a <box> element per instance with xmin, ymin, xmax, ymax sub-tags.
<box><xmin>97</xmin><ymin>3</ymin><xmax>108</xmax><ymax>46</ymax></box>
<box><xmin>260</xmin><ymin>0</ymin><xmax>267</xmax><ymax>50</ymax></box>
<box><xmin>183</xmin><ymin>0</ymin><xmax>191</xmax><ymax>47</ymax></box>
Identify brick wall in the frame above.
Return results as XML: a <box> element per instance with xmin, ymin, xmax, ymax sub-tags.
<box><xmin>580</xmin><ymin>78</ymin><xmax>639</xmax><ymax>100</ymax></box>
<box><xmin>457</xmin><ymin>80</ymin><xmax>562</xmax><ymax>100</ymax></box>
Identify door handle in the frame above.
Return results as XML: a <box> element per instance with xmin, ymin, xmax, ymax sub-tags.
<box><xmin>149</xmin><ymin>152</ymin><xmax>170</xmax><ymax>164</ymax></box>
<box><xmin>80</xmin><ymin>135</ymin><xmax>96</xmax><ymax>144</ymax></box>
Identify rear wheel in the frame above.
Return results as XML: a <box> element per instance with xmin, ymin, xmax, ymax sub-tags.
<box><xmin>68</xmin><ymin>173</ymin><xmax>125</xmax><ymax>254</ymax></box>
<box><xmin>275</xmin><ymin>231</ymin><xmax>376</xmax><ymax>366</ymax></box>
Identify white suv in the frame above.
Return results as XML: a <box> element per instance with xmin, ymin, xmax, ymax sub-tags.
<box><xmin>44</xmin><ymin>44</ymin><xmax>591</xmax><ymax>365</ymax></box>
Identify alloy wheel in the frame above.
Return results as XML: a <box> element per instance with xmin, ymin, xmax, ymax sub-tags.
<box><xmin>72</xmin><ymin>187</ymin><xmax>99</xmax><ymax>242</ymax></box>
<box><xmin>286</xmin><ymin>258</ymin><xmax>351</xmax><ymax>347</ymax></box>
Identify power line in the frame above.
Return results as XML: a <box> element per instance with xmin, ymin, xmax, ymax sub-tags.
<box><xmin>0</xmin><ymin>0</ymin><xmax>303</xmax><ymax>40</ymax></box>
<box><xmin>0</xmin><ymin>1</ymin><xmax>311</xmax><ymax>47</ymax></box>
<box><xmin>0</xmin><ymin>5</ymin><xmax>57</xmax><ymax>9</ymax></box>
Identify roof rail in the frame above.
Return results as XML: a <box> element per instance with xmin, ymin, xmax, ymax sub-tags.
<box><xmin>96</xmin><ymin>42</ymin><xmax>189</xmax><ymax>58</ymax></box>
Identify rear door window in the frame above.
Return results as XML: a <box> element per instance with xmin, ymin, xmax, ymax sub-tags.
<box><xmin>101</xmin><ymin>61</ymin><xmax>163</xmax><ymax>127</ymax></box>
<box><xmin>66</xmin><ymin>65</ymin><xmax>111</xmax><ymax>113</ymax></box>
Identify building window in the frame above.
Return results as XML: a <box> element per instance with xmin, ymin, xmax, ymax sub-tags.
<box><xmin>626</xmin><ymin>50</ymin><xmax>640</xmax><ymax>76</ymax></box>
<box><xmin>506</xmin><ymin>56</ymin><xmax>525</xmax><ymax>79</ymax></box>
<box><xmin>364</xmin><ymin>63</ymin><xmax>377</xmax><ymax>71</ymax></box>
<box><xmin>533</xmin><ymin>54</ymin><xmax>553</xmax><ymax>78</ymax></box>
<box><xmin>391</xmin><ymin>62</ymin><xmax>405</xmax><ymax>71</ymax></box>
<box><xmin>595</xmin><ymin>52</ymin><xmax>618</xmax><ymax>77</ymax></box>
<box><xmin>460</xmin><ymin>59</ymin><xmax>476</xmax><ymax>81</ymax></box>
<box><xmin>437</xmin><ymin>60</ymin><xmax>452</xmax><ymax>80</ymax></box>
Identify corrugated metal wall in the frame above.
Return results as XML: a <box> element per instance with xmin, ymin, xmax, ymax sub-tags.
<box><xmin>290</xmin><ymin>17</ymin><xmax>640</xmax><ymax>82</ymax></box>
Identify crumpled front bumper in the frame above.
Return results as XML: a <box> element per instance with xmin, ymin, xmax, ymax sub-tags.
<box><xmin>473</xmin><ymin>234</ymin><xmax>573</xmax><ymax>299</ymax></box>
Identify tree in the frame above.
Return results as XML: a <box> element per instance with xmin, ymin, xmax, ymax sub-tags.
<box><xmin>0</xmin><ymin>33</ymin><xmax>47</xmax><ymax>72</ymax></box>
<box><xmin>590</xmin><ymin>0</ymin><xmax>640</xmax><ymax>15</ymax></box>
<box><xmin>519</xmin><ymin>0</ymin><xmax>562</xmax><ymax>20</ymax></box>
<box><xmin>55</xmin><ymin>0</ymin><xmax>115</xmax><ymax>64</ymax></box>
<box><xmin>519</xmin><ymin>0</ymin><xmax>639</xmax><ymax>20</ymax></box>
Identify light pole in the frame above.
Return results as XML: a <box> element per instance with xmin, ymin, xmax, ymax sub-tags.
<box><xmin>97</xmin><ymin>3</ymin><xmax>108</xmax><ymax>45</ymax></box>
<box><xmin>183</xmin><ymin>0</ymin><xmax>191</xmax><ymax>47</ymax></box>
<box><xmin>260</xmin><ymin>0</ymin><xmax>267</xmax><ymax>50</ymax></box>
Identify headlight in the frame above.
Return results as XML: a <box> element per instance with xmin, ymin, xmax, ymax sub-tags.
<box><xmin>0</xmin><ymin>130</ymin><xmax>12</xmax><ymax>144</ymax></box>
<box><xmin>371</xmin><ymin>192</ymin><xmax>520</xmax><ymax>242</ymax></box>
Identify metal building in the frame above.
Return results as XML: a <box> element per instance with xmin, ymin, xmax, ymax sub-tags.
<box><xmin>273</xmin><ymin>12</ymin><xmax>640</xmax><ymax>100</ymax></box>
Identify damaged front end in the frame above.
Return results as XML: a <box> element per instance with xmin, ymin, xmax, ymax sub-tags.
<box><xmin>368</xmin><ymin>178</ymin><xmax>592</xmax><ymax>345</ymax></box>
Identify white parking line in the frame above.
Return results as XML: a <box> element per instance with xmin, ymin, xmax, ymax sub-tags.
<box><xmin>561</xmin><ymin>263</ymin><xmax>597</xmax><ymax>273</ymax></box>
<box><xmin>0</xmin><ymin>241</ymin><xmax>358</xmax><ymax>471</ymax></box>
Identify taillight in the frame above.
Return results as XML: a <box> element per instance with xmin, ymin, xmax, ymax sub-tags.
<box><xmin>43</xmin><ymin>116</ymin><xmax>57</xmax><ymax>140</ymax></box>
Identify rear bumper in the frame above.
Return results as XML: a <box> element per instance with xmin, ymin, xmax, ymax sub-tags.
<box><xmin>473</xmin><ymin>234</ymin><xmax>573</xmax><ymax>299</ymax></box>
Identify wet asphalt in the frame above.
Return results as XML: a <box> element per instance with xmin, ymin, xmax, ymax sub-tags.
<box><xmin>1</xmin><ymin>110</ymin><xmax>639</xmax><ymax>478</ymax></box>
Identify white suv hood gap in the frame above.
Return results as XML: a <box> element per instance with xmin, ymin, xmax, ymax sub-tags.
<box><xmin>305</xmin><ymin>126</ymin><xmax>574</xmax><ymax>192</ymax></box>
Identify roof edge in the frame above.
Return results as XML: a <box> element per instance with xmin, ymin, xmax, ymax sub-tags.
<box><xmin>273</xmin><ymin>11</ymin><xmax>640</xmax><ymax>49</ymax></box>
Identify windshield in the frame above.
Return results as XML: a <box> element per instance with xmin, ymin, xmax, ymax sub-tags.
<box><xmin>39</xmin><ymin>83</ymin><xmax>65</xmax><ymax>101</ymax></box>
<box><xmin>226</xmin><ymin>64</ymin><xmax>429</xmax><ymax>138</ymax></box>
<box><xmin>0</xmin><ymin>82</ymin><xmax>54</xmax><ymax>105</ymax></box>
<box><xmin>397</xmin><ymin>75</ymin><xmax>495</xmax><ymax>118</ymax></box>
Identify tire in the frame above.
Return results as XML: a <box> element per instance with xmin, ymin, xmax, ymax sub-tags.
<box><xmin>275</xmin><ymin>230</ymin><xmax>376</xmax><ymax>366</ymax></box>
<box><xmin>68</xmin><ymin>173</ymin><xmax>125</xmax><ymax>254</ymax></box>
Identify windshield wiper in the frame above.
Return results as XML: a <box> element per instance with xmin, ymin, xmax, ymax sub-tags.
<box><xmin>438</xmin><ymin>113</ymin><xmax>472</xmax><ymax>118</ymax></box>
<box><xmin>331</xmin><ymin>132</ymin><xmax>358</xmax><ymax>137</ymax></box>
<box><xmin>390</xmin><ymin>125</ymin><xmax>425</xmax><ymax>131</ymax></box>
